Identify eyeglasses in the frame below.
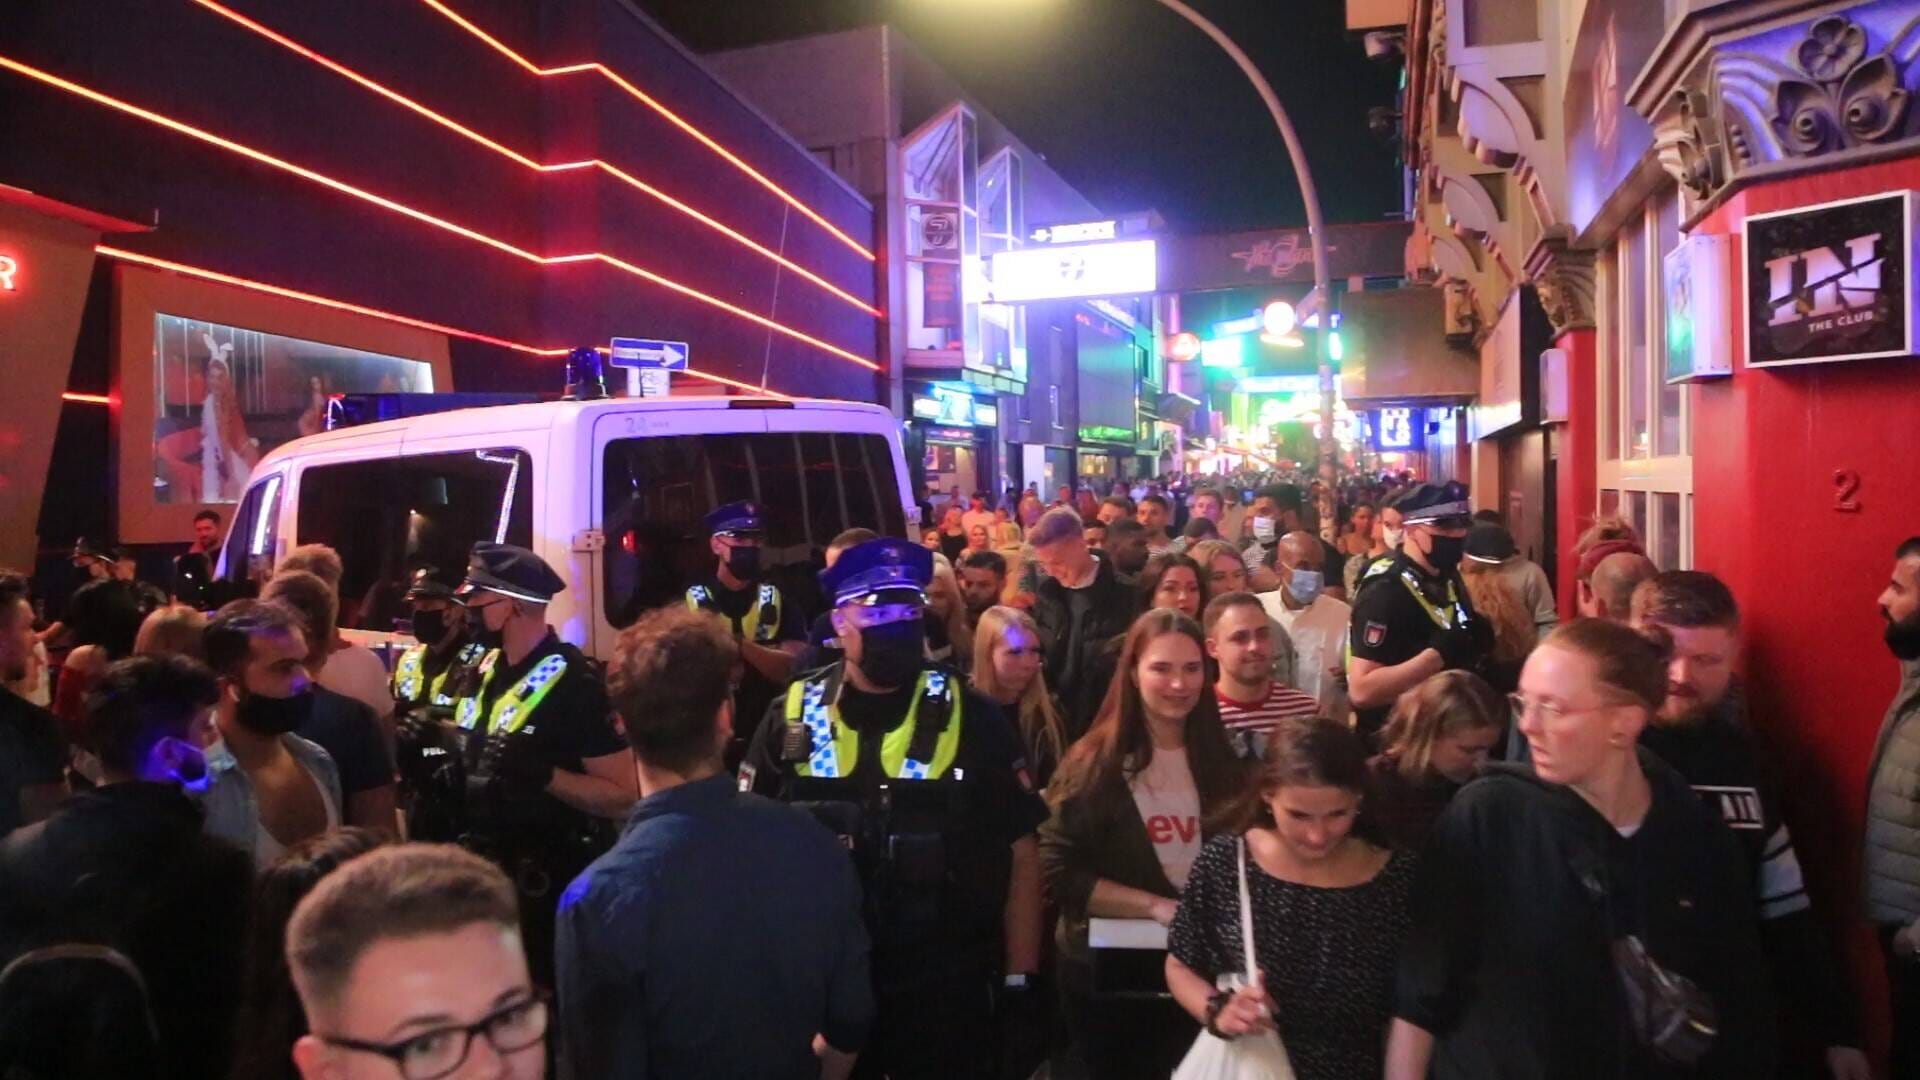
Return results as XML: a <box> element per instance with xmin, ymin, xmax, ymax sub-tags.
<box><xmin>318</xmin><ymin>989</ymin><xmax>549</xmax><ymax>1080</ymax></box>
<box><xmin>1507</xmin><ymin>693</ymin><xmax>1623</xmax><ymax>723</ymax></box>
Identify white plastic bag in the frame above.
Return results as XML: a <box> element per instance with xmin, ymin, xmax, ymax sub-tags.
<box><xmin>1171</xmin><ymin>838</ymin><xmax>1295</xmax><ymax>1080</ymax></box>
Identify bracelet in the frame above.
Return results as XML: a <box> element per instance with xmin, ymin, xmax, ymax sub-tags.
<box><xmin>1204</xmin><ymin>989</ymin><xmax>1236</xmax><ymax>1040</ymax></box>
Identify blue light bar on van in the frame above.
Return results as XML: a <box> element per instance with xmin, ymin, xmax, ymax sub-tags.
<box><xmin>324</xmin><ymin>393</ymin><xmax>542</xmax><ymax>431</ymax></box>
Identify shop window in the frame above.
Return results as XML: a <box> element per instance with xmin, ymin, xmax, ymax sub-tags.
<box><xmin>1598</xmin><ymin>184</ymin><xmax>1692</xmax><ymax>569</ymax></box>
<box><xmin>1657</xmin><ymin>492</ymin><xmax>1682</xmax><ymax>572</ymax></box>
<box><xmin>297</xmin><ymin>449</ymin><xmax>532</xmax><ymax>632</ymax></box>
<box><xmin>600</xmin><ymin>433</ymin><xmax>904</xmax><ymax>629</ymax></box>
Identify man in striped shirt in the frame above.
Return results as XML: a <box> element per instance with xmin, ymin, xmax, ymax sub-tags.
<box><xmin>1203</xmin><ymin>591</ymin><xmax>1320</xmax><ymax>762</ymax></box>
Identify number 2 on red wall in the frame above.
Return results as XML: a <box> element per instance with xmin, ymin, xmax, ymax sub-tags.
<box><xmin>1833</xmin><ymin>469</ymin><xmax>1862</xmax><ymax>512</ymax></box>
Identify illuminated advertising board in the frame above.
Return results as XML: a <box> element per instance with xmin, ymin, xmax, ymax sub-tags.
<box><xmin>988</xmin><ymin>240</ymin><xmax>1158</xmax><ymax>303</ymax></box>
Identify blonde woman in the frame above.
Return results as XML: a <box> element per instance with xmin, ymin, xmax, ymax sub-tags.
<box><xmin>972</xmin><ymin>605</ymin><xmax>1068</xmax><ymax>788</ymax></box>
<box><xmin>134</xmin><ymin>604</ymin><xmax>209</xmax><ymax>661</ymax></box>
<box><xmin>1365</xmin><ymin>670</ymin><xmax>1506</xmax><ymax>848</ymax></box>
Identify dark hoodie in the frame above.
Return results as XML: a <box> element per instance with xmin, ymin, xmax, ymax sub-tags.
<box><xmin>1395</xmin><ymin>750</ymin><xmax>1777</xmax><ymax>1079</ymax></box>
<box><xmin>1638</xmin><ymin>681</ymin><xmax>1861</xmax><ymax>1058</ymax></box>
<box><xmin>0</xmin><ymin>783</ymin><xmax>253</xmax><ymax>1080</ymax></box>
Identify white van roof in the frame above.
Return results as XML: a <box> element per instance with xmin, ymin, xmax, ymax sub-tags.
<box><xmin>252</xmin><ymin>395</ymin><xmax>898</xmax><ymax>472</ymax></box>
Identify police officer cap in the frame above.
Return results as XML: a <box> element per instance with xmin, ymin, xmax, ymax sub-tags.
<box><xmin>1395</xmin><ymin>481</ymin><xmax>1472</xmax><ymax>526</ymax></box>
<box><xmin>404</xmin><ymin>565</ymin><xmax>462</xmax><ymax>603</ymax></box>
<box><xmin>821</xmin><ymin>537</ymin><xmax>931</xmax><ymax>607</ymax></box>
<box><xmin>704</xmin><ymin>500</ymin><xmax>765</xmax><ymax>538</ymax></box>
<box><xmin>454</xmin><ymin>542</ymin><xmax>566</xmax><ymax>604</ymax></box>
<box><xmin>71</xmin><ymin>537</ymin><xmax>112</xmax><ymax>563</ymax></box>
<box><xmin>1464</xmin><ymin>522</ymin><xmax>1518</xmax><ymax>564</ymax></box>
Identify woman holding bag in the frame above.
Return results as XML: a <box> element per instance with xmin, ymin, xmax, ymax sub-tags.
<box><xmin>1167</xmin><ymin>716</ymin><xmax>1415</xmax><ymax>1080</ymax></box>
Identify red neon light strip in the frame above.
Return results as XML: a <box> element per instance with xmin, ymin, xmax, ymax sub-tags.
<box><xmin>0</xmin><ymin>55</ymin><xmax>878</xmax><ymax>372</ymax></box>
<box><xmin>414</xmin><ymin>0</ymin><xmax>875</xmax><ymax>261</ymax></box>
<box><xmin>188</xmin><ymin>0</ymin><xmax>879</xmax><ymax>317</ymax></box>
<box><xmin>62</xmin><ymin>392</ymin><xmax>113</xmax><ymax>405</ymax></box>
<box><xmin>93</xmin><ymin>245</ymin><xmax>796</xmax><ymax>400</ymax></box>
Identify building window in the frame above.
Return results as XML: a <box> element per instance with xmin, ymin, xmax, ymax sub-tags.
<box><xmin>1597</xmin><ymin>185</ymin><xmax>1692</xmax><ymax>569</ymax></box>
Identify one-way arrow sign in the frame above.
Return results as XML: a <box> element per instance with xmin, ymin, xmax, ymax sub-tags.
<box><xmin>608</xmin><ymin>337</ymin><xmax>690</xmax><ymax>371</ymax></box>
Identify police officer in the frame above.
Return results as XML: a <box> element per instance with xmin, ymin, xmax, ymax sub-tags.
<box><xmin>741</xmin><ymin>538</ymin><xmax>1048</xmax><ymax>1080</ymax></box>
<box><xmin>1345</xmin><ymin>482</ymin><xmax>1492</xmax><ymax>739</ymax></box>
<box><xmin>686</xmin><ymin>501</ymin><xmax>805</xmax><ymax>761</ymax></box>
<box><xmin>389</xmin><ymin>566</ymin><xmax>484</xmax><ymax>715</ymax></box>
<box><xmin>445</xmin><ymin>542</ymin><xmax>636</xmax><ymax>985</ymax></box>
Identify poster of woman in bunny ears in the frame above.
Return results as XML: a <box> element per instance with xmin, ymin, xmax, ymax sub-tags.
<box><xmin>151</xmin><ymin>315</ymin><xmax>431</xmax><ymax>504</ymax></box>
<box><xmin>199</xmin><ymin>334</ymin><xmax>256</xmax><ymax>501</ymax></box>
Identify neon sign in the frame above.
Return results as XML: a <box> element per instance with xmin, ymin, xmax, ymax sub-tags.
<box><xmin>0</xmin><ymin>254</ymin><xmax>16</xmax><ymax>290</ymax></box>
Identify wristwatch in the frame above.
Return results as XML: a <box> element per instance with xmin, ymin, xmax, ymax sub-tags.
<box><xmin>1204</xmin><ymin>988</ymin><xmax>1236</xmax><ymax>1040</ymax></box>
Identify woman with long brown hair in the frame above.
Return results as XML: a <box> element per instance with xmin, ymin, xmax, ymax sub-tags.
<box><xmin>1139</xmin><ymin>552</ymin><xmax>1208</xmax><ymax>621</ymax></box>
<box><xmin>972</xmin><ymin>605</ymin><xmax>1068</xmax><ymax>789</ymax></box>
<box><xmin>1168</xmin><ymin>716</ymin><xmax>1416</xmax><ymax>1080</ymax></box>
<box><xmin>1458</xmin><ymin>552</ymin><xmax>1535</xmax><ymax>694</ymax></box>
<box><xmin>1041</xmin><ymin>609</ymin><xmax>1249</xmax><ymax>1079</ymax></box>
<box><xmin>1366</xmin><ymin>670</ymin><xmax>1506</xmax><ymax>849</ymax></box>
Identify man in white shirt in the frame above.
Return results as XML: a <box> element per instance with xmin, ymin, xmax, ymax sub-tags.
<box><xmin>1258</xmin><ymin>532</ymin><xmax>1352</xmax><ymax>721</ymax></box>
<box><xmin>959</xmin><ymin>491</ymin><xmax>997</xmax><ymax>542</ymax></box>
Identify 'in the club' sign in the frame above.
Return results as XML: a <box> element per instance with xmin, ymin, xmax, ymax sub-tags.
<box><xmin>1743</xmin><ymin>190</ymin><xmax>1917</xmax><ymax>368</ymax></box>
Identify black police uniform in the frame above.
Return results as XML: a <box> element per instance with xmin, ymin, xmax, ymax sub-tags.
<box><xmin>686</xmin><ymin>502</ymin><xmax>804</xmax><ymax>761</ymax></box>
<box><xmin>1347</xmin><ymin>485</ymin><xmax>1492</xmax><ymax>738</ymax></box>
<box><xmin>434</xmin><ymin>545</ymin><xmax>624</xmax><ymax>986</ymax></box>
<box><xmin>740</xmin><ymin>539</ymin><xmax>1047</xmax><ymax>1080</ymax></box>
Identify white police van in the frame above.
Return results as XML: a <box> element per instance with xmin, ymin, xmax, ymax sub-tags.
<box><xmin>216</xmin><ymin>393</ymin><xmax>915</xmax><ymax>659</ymax></box>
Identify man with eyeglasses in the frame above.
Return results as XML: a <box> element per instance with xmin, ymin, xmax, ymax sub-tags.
<box><xmin>288</xmin><ymin>843</ymin><xmax>548</xmax><ymax>1080</ymax></box>
<box><xmin>1346</xmin><ymin>482</ymin><xmax>1492</xmax><ymax>741</ymax></box>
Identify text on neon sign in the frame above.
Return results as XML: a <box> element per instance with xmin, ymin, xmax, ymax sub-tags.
<box><xmin>0</xmin><ymin>255</ymin><xmax>16</xmax><ymax>291</ymax></box>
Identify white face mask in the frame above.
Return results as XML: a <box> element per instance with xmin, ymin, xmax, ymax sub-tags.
<box><xmin>1251</xmin><ymin>517</ymin><xmax>1277</xmax><ymax>543</ymax></box>
<box><xmin>1383</xmin><ymin>526</ymin><xmax>1404</xmax><ymax>549</ymax></box>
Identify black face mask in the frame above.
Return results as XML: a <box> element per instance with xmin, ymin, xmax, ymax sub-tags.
<box><xmin>725</xmin><ymin>545</ymin><xmax>762</xmax><ymax>581</ymax></box>
<box><xmin>1886</xmin><ymin>616</ymin><xmax>1920</xmax><ymax>661</ymax></box>
<box><xmin>1114</xmin><ymin>545</ymin><xmax>1150</xmax><ymax>576</ymax></box>
<box><xmin>411</xmin><ymin>609</ymin><xmax>449</xmax><ymax>646</ymax></box>
<box><xmin>855</xmin><ymin>618</ymin><xmax>926</xmax><ymax>688</ymax></box>
<box><xmin>235</xmin><ymin>687</ymin><xmax>315</xmax><ymax>736</ymax></box>
<box><xmin>1424</xmin><ymin>533</ymin><xmax>1466</xmax><ymax>572</ymax></box>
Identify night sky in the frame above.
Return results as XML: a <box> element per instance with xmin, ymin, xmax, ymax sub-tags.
<box><xmin>634</xmin><ymin>0</ymin><xmax>1405</xmax><ymax>235</ymax></box>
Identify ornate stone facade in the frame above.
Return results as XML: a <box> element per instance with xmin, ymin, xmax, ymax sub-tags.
<box><xmin>1523</xmin><ymin>235</ymin><xmax>1597</xmax><ymax>335</ymax></box>
<box><xmin>1642</xmin><ymin>2</ymin><xmax>1920</xmax><ymax>215</ymax></box>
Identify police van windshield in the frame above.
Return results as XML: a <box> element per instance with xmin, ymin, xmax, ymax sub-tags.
<box><xmin>602</xmin><ymin>432</ymin><xmax>905</xmax><ymax>629</ymax></box>
<box><xmin>297</xmin><ymin>448</ymin><xmax>533</xmax><ymax>632</ymax></box>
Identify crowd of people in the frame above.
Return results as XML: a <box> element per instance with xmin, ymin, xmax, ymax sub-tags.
<box><xmin>0</xmin><ymin>476</ymin><xmax>1916</xmax><ymax>1080</ymax></box>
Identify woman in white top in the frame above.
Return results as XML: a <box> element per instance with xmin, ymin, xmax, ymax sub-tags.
<box><xmin>1040</xmin><ymin>608</ymin><xmax>1252</xmax><ymax>1080</ymax></box>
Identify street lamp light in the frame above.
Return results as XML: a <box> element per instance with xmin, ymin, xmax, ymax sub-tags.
<box><xmin>931</xmin><ymin>0</ymin><xmax>1340</xmax><ymax>538</ymax></box>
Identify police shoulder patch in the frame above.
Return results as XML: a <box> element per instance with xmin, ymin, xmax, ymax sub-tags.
<box><xmin>1364</xmin><ymin>620</ymin><xmax>1388</xmax><ymax>647</ymax></box>
<box><xmin>736</xmin><ymin>763</ymin><xmax>757</xmax><ymax>792</ymax></box>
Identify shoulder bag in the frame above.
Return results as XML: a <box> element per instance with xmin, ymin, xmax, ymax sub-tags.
<box><xmin>1172</xmin><ymin>837</ymin><xmax>1296</xmax><ymax>1080</ymax></box>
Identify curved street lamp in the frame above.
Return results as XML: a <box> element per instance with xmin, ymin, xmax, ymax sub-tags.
<box><xmin>935</xmin><ymin>0</ymin><xmax>1341</xmax><ymax>537</ymax></box>
<box><xmin>1147</xmin><ymin>0</ymin><xmax>1338</xmax><ymax>540</ymax></box>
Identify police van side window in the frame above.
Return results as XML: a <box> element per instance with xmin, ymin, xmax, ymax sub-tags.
<box><xmin>297</xmin><ymin>449</ymin><xmax>533</xmax><ymax>631</ymax></box>
<box><xmin>220</xmin><ymin>474</ymin><xmax>284</xmax><ymax>589</ymax></box>
<box><xmin>602</xmin><ymin>433</ymin><xmax>904</xmax><ymax>629</ymax></box>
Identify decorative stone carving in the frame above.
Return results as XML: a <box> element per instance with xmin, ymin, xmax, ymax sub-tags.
<box><xmin>1524</xmin><ymin>237</ymin><xmax>1596</xmax><ymax>335</ymax></box>
<box><xmin>1654</xmin><ymin>88</ymin><xmax>1725</xmax><ymax>201</ymax></box>
<box><xmin>1641</xmin><ymin>4</ymin><xmax>1920</xmax><ymax>208</ymax></box>
<box><xmin>1769</xmin><ymin>16</ymin><xmax>1909</xmax><ymax>154</ymax></box>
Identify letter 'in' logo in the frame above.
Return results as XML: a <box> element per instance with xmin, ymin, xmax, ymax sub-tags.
<box><xmin>1766</xmin><ymin>233</ymin><xmax>1882</xmax><ymax>328</ymax></box>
